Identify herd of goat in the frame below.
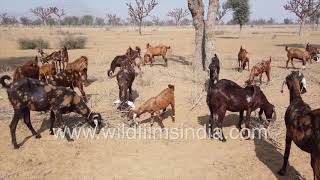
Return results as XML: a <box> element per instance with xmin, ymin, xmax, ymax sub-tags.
<box><xmin>0</xmin><ymin>42</ymin><xmax>320</xmax><ymax>179</ymax></box>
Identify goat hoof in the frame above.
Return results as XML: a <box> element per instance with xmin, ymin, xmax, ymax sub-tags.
<box><xmin>35</xmin><ymin>134</ymin><xmax>42</xmax><ymax>139</ymax></box>
<box><xmin>13</xmin><ymin>144</ymin><xmax>20</xmax><ymax>149</ymax></box>
<box><xmin>68</xmin><ymin>138</ymin><xmax>74</xmax><ymax>142</ymax></box>
<box><xmin>50</xmin><ymin>131</ymin><xmax>54</xmax><ymax>135</ymax></box>
<box><xmin>220</xmin><ymin>138</ymin><xmax>227</xmax><ymax>142</ymax></box>
<box><xmin>277</xmin><ymin>169</ymin><xmax>286</xmax><ymax>176</ymax></box>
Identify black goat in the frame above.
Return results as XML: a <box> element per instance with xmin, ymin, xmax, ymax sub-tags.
<box><xmin>206</xmin><ymin>79</ymin><xmax>276</xmax><ymax>141</ymax></box>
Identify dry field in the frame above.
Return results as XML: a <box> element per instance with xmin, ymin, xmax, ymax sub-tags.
<box><xmin>0</xmin><ymin>26</ymin><xmax>320</xmax><ymax>179</ymax></box>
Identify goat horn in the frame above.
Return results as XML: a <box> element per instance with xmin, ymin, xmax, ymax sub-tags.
<box><xmin>272</xmin><ymin>108</ymin><xmax>277</xmax><ymax>122</ymax></box>
<box><xmin>280</xmin><ymin>81</ymin><xmax>286</xmax><ymax>93</ymax></box>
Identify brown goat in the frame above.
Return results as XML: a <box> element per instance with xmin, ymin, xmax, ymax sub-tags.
<box><xmin>238</xmin><ymin>46</ymin><xmax>250</xmax><ymax>71</ymax></box>
<box><xmin>247</xmin><ymin>57</ymin><xmax>272</xmax><ymax>85</ymax></box>
<box><xmin>37</xmin><ymin>48</ymin><xmax>49</xmax><ymax>58</ymax></box>
<box><xmin>66</xmin><ymin>56</ymin><xmax>89</xmax><ymax>83</ymax></box>
<box><xmin>40</xmin><ymin>47</ymin><xmax>69</xmax><ymax>71</ymax></box>
<box><xmin>39</xmin><ymin>63</ymin><xmax>57</xmax><ymax>81</ymax></box>
<box><xmin>306</xmin><ymin>43</ymin><xmax>320</xmax><ymax>62</ymax></box>
<box><xmin>47</xmin><ymin>69</ymin><xmax>87</xmax><ymax>101</ymax></box>
<box><xmin>13</xmin><ymin>57</ymin><xmax>40</xmax><ymax>82</ymax></box>
<box><xmin>144</xmin><ymin>43</ymin><xmax>171</xmax><ymax>66</ymax></box>
<box><xmin>129</xmin><ymin>84</ymin><xmax>175</xmax><ymax>127</ymax></box>
<box><xmin>0</xmin><ymin>75</ymin><xmax>103</xmax><ymax>149</ymax></box>
<box><xmin>285</xmin><ymin>46</ymin><xmax>312</xmax><ymax>69</ymax></box>
<box><xmin>278</xmin><ymin>71</ymin><xmax>320</xmax><ymax>179</ymax></box>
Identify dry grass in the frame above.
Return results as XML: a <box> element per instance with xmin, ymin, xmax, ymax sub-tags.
<box><xmin>0</xmin><ymin>25</ymin><xmax>319</xmax><ymax>179</ymax></box>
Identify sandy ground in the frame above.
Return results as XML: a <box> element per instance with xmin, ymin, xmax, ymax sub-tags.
<box><xmin>0</xmin><ymin>26</ymin><xmax>319</xmax><ymax>179</ymax></box>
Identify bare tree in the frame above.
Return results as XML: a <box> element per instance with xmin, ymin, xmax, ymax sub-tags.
<box><xmin>167</xmin><ymin>8</ymin><xmax>190</xmax><ymax>26</ymax></box>
<box><xmin>151</xmin><ymin>15</ymin><xmax>161</xmax><ymax>26</ymax></box>
<box><xmin>188</xmin><ymin>0</ymin><xmax>219</xmax><ymax>71</ymax></box>
<box><xmin>0</xmin><ymin>13</ymin><xmax>18</xmax><ymax>25</ymax></box>
<box><xmin>217</xmin><ymin>1</ymin><xmax>231</xmax><ymax>22</ymax></box>
<box><xmin>106</xmin><ymin>13</ymin><xmax>121</xmax><ymax>26</ymax></box>
<box><xmin>30</xmin><ymin>6</ymin><xmax>55</xmax><ymax>26</ymax></box>
<box><xmin>126</xmin><ymin>0</ymin><xmax>158</xmax><ymax>35</ymax></box>
<box><xmin>52</xmin><ymin>7</ymin><xmax>66</xmax><ymax>30</ymax></box>
<box><xmin>284</xmin><ymin>0</ymin><xmax>320</xmax><ymax>36</ymax></box>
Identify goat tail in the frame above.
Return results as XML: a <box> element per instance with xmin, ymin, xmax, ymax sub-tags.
<box><xmin>0</xmin><ymin>75</ymin><xmax>12</xmax><ymax>89</ymax></box>
<box><xmin>285</xmin><ymin>46</ymin><xmax>289</xmax><ymax>52</ymax></box>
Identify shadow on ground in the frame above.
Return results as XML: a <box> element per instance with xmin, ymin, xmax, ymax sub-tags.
<box><xmin>254</xmin><ymin>138</ymin><xmax>305</xmax><ymax>180</ymax></box>
<box><xmin>0</xmin><ymin>56</ymin><xmax>33</xmax><ymax>72</ymax></box>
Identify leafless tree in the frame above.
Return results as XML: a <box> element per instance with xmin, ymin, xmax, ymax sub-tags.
<box><xmin>106</xmin><ymin>13</ymin><xmax>121</xmax><ymax>26</ymax></box>
<box><xmin>284</xmin><ymin>0</ymin><xmax>320</xmax><ymax>36</ymax></box>
<box><xmin>0</xmin><ymin>13</ymin><xmax>18</xmax><ymax>25</ymax></box>
<box><xmin>30</xmin><ymin>6</ymin><xmax>55</xmax><ymax>26</ymax></box>
<box><xmin>52</xmin><ymin>7</ymin><xmax>66</xmax><ymax>30</ymax></box>
<box><xmin>167</xmin><ymin>8</ymin><xmax>190</xmax><ymax>26</ymax></box>
<box><xmin>188</xmin><ymin>0</ymin><xmax>219</xmax><ymax>71</ymax></box>
<box><xmin>217</xmin><ymin>1</ymin><xmax>230</xmax><ymax>22</ymax></box>
<box><xmin>126</xmin><ymin>0</ymin><xmax>158</xmax><ymax>35</ymax></box>
<box><xmin>151</xmin><ymin>15</ymin><xmax>161</xmax><ymax>26</ymax></box>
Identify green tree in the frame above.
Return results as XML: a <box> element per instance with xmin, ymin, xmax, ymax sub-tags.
<box><xmin>228</xmin><ymin>0</ymin><xmax>250</xmax><ymax>32</ymax></box>
<box><xmin>81</xmin><ymin>15</ymin><xmax>94</xmax><ymax>26</ymax></box>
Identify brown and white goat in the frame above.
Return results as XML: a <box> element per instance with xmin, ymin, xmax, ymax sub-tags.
<box><xmin>306</xmin><ymin>43</ymin><xmax>320</xmax><ymax>62</ymax></box>
<box><xmin>144</xmin><ymin>43</ymin><xmax>171</xmax><ymax>66</ymax></box>
<box><xmin>13</xmin><ymin>56</ymin><xmax>40</xmax><ymax>82</ymax></box>
<box><xmin>238</xmin><ymin>46</ymin><xmax>250</xmax><ymax>71</ymax></box>
<box><xmin>47</xmin><ymin>69</ymin><xmax>87</xmax><ymax>101</ymax></box>
<box><xmin>247</xmin><ymin>57</ymin><xmax>272</xmax><ymax>85</ymax></box>
<box><xmin>41</xmin><ymin>47</ymin><xmax>69</xmax><ymax>71</ymax></box>
<box><xmin>285</xmin><ymin>46</ymin><xmax>312</xmax><ymax>69</ymax></box>
<box><xmin>129</xmin><ymin>84</ymin><xmax>175</xmax><ymax>127</ymax></box>
<box><xmin>66</xmin><ymin>56</ymin><xmax>89</xmax><ymax>83</ymax></box>
<box><xmin>0</xmin><ymin>75</ymin><xmax>103</xmax><ymax>149</ymax></box>
<box><xmin>278</xmin><ymin>71</ymin><xmax>320</xmax><ymax>180</ymax></box>
<box><xmin>39</xmin><ymin>63</ymin><xmax>57</xmax><ymax>82</ymax></box>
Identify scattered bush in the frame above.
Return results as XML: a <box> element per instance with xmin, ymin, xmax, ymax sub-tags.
<box><xmin>17</xmin><ymin>38</ymin><xmax>49</xmax><ymax>49</ymax></box>
<box><xmin>60</xmin><ymin>36</ymin><xmax>87</xmax><ymax>49</ymax></box>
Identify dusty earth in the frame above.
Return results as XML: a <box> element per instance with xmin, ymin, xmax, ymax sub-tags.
<box><xmin>0</xmin><ymin>26</ymin><xmax>320</xmax><ymax>179</ymax></box>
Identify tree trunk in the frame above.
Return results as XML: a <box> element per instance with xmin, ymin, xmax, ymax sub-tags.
<box><xmin>204</xmin><ymin>0</ymin><xmax>219</xmax><ymax>70</ymax></box>
<box><xmin>188</xmin><ymin>0</ymin><xmax>205</xmax><ymax>71</ymax></box>
<box><xmin>139</xmin><ymin>20</ymin><xmax>142</xmax><ymax>35</ymax></box>
<box><xmin>299</xmin><ymin>18</ymin><xmax>305</xmax><ymax>36</ymax></box>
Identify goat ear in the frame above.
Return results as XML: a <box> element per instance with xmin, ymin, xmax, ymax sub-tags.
<box><xmin>168</xmin><ymin>84</ymin><xmax>175</xmax><ymax>90</ymax></box>
<box><xmin>240</xmin><ymin>46</ymin><xmax>243</xmax><ymax>50</ymax></box>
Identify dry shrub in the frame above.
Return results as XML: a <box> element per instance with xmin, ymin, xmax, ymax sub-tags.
<box><xmin>17</xmin><ymin>37</ymin><xmax>49</xmax><ymax>49</ymax></box>
<box><xmin>59</xmin><ymin>36</ymin><xmax>87</xmax><ymax>49</ymax></box>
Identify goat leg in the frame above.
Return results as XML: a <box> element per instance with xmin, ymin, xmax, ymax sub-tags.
<box><xmin>311</xmin><ymin>154</ymin><xmax>320</xmax><ymax>180</ymax></box>
<box><xmin>278</xmin><ymin>134</ymin><xmax>292</xmax><ymax>176</ymax></box>
<box><xmin>171</xmin><ymin>102</ymin><xmax>175</xmax><ymax>122</ymax></box>
<box><xmin>242</xmin><ymin>109</ymin><xmax>252</xmax><ymax>139</ymax></box>
<box><xmin>217</xmin><ymin>109</ymin><xmax>226</xmax><ymax>142</ymax></box>
<box><xmin>23</xmin><ymin>109</ymin><xmax>41</xmax><ymax>138</ymax></box>
<box><xmin>49</xmin><ymin>111</ymin><xmax>56</xmax><ymax>135</ymax></box>
<box><xmin>10</xmin><ymin>110</ymin><xmax>21</xmax><ymax>149</ymax></box>
<box><xmin>238</xmin><ymin>110</ymin><xmax>244</xmax><ymax>130</ymax></box>
<box><xmin>150</xmin><ymin>113</ymin><xmax>154</xmax><ymax>127</ymax></box>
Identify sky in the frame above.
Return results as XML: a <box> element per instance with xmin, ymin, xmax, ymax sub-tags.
<box><xmin>0</xmin><ymin>0</ymin><xmax>295</xmax><ymax>22</ymax></box>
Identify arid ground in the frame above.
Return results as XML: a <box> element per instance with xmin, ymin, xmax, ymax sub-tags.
<box><xmin>0</xmin><ymin>26</ymin><xmax>320</xmax><ymax>179</ymax></box>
